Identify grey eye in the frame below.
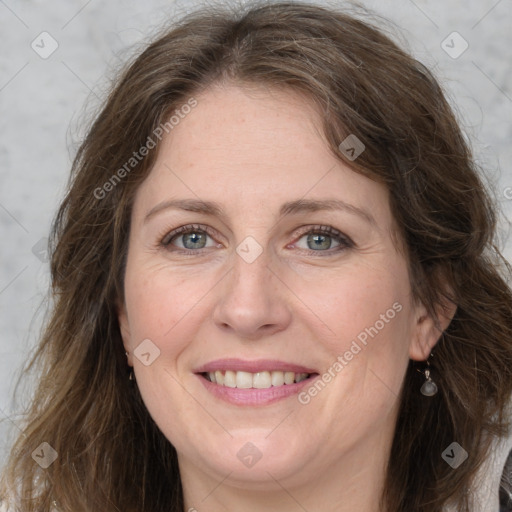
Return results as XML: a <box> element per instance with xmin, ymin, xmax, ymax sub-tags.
<box><xmin>180</xmin><ymin>231</ymin><xmax>208</xmax><ymax>249</ymax></box>
<box><xmin>305</xmin><ymin>233</ymin><xmax>337</xmax><ymax>251</ymax></box>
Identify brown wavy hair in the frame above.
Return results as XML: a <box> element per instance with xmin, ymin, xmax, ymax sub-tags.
<box><xmin>2</xmin><ymin>2</ymin><xmax>512</xmax><ymax>511</ymax></box>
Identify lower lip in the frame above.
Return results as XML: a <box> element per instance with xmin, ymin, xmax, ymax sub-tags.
<box><xmin>197</xmin><ymin>374</ymin><xmax>318</xmax><ymax>406</ymax></box>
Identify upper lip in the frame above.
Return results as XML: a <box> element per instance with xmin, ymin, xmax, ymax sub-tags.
<box><xmin>194</xmin><ymin>358</ymin><xmax>317</xmax><ymax>374</ymax></box>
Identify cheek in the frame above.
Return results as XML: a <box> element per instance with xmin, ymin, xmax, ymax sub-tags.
<box><xmin>295</xmin><ymin>258</ymin><xmax>410</xmax><ymax>357</ymax></box>
<box><xmin>122</xmin><ymin>263</ymin><xmax>208</xmax><ymax>435</ymax></box>
<box><xmin>294</xmin><ymin>257</ymin><xmax>413</xmax><ymax>417</ymax></box>
<box><xmin>123</xmin><ymin>260</ymin><xmax>212</xmax><ymax>345</ymax></box>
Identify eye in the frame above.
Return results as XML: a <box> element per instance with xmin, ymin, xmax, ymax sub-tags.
<box><xmin>159</xmin><ymin>223</ymin><xmax>354</xmax><ymax>256</ymax></box>
<box><xmin>292</xmin><ymin>225</ymin><xmax>353</xmax><ymax>254</ymax></box>
<box><xmin>161</xmin><ymin>224</ymin><xmax>219</xmax><ymax>252</ymax></box>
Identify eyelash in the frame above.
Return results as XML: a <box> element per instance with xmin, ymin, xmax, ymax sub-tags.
<box><xmin>159</xmin><ymin>223</ymin><xmax>354</xmax><ymax>257</ymax></box>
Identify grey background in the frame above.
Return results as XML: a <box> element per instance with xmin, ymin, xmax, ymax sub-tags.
<box><xmin>1</xmin><ymin>0</ymin><xmax>511</xmax><ymax>471</ymax></box>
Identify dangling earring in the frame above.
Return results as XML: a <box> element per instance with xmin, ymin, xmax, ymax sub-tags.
<box><xmin>126</xmin><ymin>351</ymin><xmax>135</xmax><ymax>381</ymax></box>
<box><xmin>419</xmin><ymin>353</ymin><xmax>438</xmax><ymax>396</ymax></box>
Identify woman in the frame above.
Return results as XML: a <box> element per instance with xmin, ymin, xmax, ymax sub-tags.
<box><xmin>1</xmin><ymin>2</ymin><xmax>511</xmax><ymax>511</ymax></box>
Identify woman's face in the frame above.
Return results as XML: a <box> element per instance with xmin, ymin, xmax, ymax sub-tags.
<box><xmin>119</xmin><ymin>84</ymin><xmax>439</xmax><ymax>491</ymax></box>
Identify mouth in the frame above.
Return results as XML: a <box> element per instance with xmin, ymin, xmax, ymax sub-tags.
<box><xmin>201</xmin><ymin>370</ymin><xmax>314</xmax><ymax>388</ymax></box>
<box><xmin>194</xmin><ymin>359</ymin><xmax>319</xmax><ymax>405</ymax></box>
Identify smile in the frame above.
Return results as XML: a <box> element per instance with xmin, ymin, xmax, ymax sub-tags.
<box><xmin>203</xmin><ymin>370</ymin><xmax>311</xmax><ymax>388</ymax></box>
<box><xmin>194</xmin><ymin>359</ymin><xmax>319</xmax><ymax>405</ymax></box>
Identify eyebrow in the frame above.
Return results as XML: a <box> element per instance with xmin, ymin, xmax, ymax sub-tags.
<box><xmin>144</xmin><ymin>198</ymin><xmax>377</xmax><ymax>227</ymax></box>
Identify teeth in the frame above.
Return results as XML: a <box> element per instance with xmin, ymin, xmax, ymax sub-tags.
<box><xmin>284</xmin><ymin>371</ymin><xmax>295</xmax><ymax>385</ymax></box>
<box><xmin>205</xmin><ymin>370</ymin><xmax>311</xmax><ymax>388</ymax></box>
<box><xmin>224</xmin><ymin>370</ymin><xmax>236</xmax><ymax>388</ymax></box>
<box><xmin>271</xmin><ymin>371</ymin><xmax>284</xmax><ymax>387</ymax></box>
<box><xmin>236</xmin><ymin>371</ymin><xmax>253</xmax><ymax>389</ymax></box>
<box><xmin>253</xmin><ymin>371</ymin><xmax>271</xmax><ymax>389</ymax></box>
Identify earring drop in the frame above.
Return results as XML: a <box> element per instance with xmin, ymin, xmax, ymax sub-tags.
<box><xmin>125</xmin><ymin>351</ymin><xmax>134</xmax><ymax>381</ymax></box>
<box><xmin>420</xmin><ymin>355</ymin><xmax>438</xmax><ymax>396</ymax></box>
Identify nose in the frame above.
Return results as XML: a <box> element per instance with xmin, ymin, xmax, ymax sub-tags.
<box><xmin>212</xmin><ymin>246</ymin><xmax>292</xmax><ymax>340</ymax></box>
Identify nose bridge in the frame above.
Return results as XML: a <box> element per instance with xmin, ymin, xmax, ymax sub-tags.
<box><xmin>212</xmin><ymin>235</ymin><xmax>291</xmax><ymax>338</ymax></box>
<box><xmin>229</xmin><ymin>238</ymin><xmax>274</xmax><ymax>305</ymax></box>
<box><xmin>228</xmin><ymin>224</ymin><xmax>274</xmax><ymax>289</ymax></box>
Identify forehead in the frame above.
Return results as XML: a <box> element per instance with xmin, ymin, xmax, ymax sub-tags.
<box><xmin>132</xmin><ymin>83</ymin><xmax>391</xmax><ymax>227</ymax></box>
<box><xmin>167</xmin><ymin>83</ymin><xmax>326</xmax><ymax>168</ymax></box>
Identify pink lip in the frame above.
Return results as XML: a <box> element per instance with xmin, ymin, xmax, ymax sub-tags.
<box><xmin>193</xmin><ymin>358</ymin><xmax>319</xmax><ymax>406</ymax></box>
<box><xmin>197</xmin><ymin>374</ymin><xmax>318</xmax><ymax>406</ymax></box>
<box><xmin>194</xmin><ymin>358</ymin><xmax>317</xmax><ymax>374</ymax></box>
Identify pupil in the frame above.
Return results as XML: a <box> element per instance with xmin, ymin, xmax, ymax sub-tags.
<box><xmin>184</xmin><ymin>232</ymin><xmax>206</xmax><ymax>249</ymax></box>
<box><xmin>308</xmin><ymin>233</ymin><xmax>331</xmax><ymax>250</ymax></box>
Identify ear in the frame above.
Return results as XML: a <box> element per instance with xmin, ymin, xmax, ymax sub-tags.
<box><xmin>117</xmin><ymin>301</ymin><xmax>133</xmax><ymax>367</ymax></box>
<box><xmin>409</xmin><ymin>292</ymin><xmax>457</xmax><ymax>361</ymax></box>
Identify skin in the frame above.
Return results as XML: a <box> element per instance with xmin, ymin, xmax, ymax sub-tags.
<box><xmin>118</xmin><ymin>83</ymin><xmax>455</xmax><ymax>512</ymax></box>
